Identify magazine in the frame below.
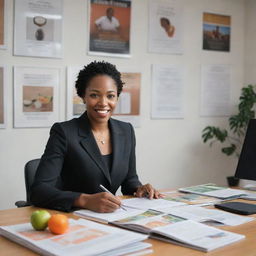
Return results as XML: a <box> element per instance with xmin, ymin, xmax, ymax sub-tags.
<box><xmin>0</xmin><ymin>218</ymin><xmax>151</xmax><ymax>256</ymax></box>
<box><xmin>111</xmin><ymin>210</ymin><xmax>245</xmax><ymax>252</ymax></box>
<box><xmin>178</xmin><ymin>183</ymin><xmax>246</xmax><ymax>199</ymax></box>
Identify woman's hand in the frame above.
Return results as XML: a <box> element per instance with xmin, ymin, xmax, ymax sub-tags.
<box><xmin>74</xmin><ymin>192</ymin><xmax>122</xmax><ymax>213</ymax></box>
<box><xmin>134</xmin><ymin>183</ymin><xmax>163</xmax><ymax>199</ymax></box>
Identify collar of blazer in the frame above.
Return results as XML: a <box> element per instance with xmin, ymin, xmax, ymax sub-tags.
<box><xmin>77</xmin><ymin>112</ymin><xmax>125</xmax><ymax>185</ymax></box>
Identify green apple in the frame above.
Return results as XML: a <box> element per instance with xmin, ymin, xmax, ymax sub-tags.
<box><xmin>30</xmin><ymin>210</ymin><xmax>51</xmax><ymax>231</ymax></box>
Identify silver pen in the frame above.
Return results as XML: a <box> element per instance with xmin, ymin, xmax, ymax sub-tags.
<box><xmin>99</xmin><ymin>184</ymin><xmax>127</xmax><ymax>211</ymax></box>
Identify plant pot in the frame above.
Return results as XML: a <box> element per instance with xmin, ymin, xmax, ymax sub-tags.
<box><xmin>226</xmin><ymin>176</ymin><xmax>240</xmax><ymax>187</ymax></box>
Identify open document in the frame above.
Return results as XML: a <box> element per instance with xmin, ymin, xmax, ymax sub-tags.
<box><xmin>160</xmin><ymin>205</ymin><xmax>254</xmax><ymax>226</ymax></box>
<box><xmin>0</xmin><ymin>218</ymin><xmax>151</xmax><ymax>256</ymax></box>
<box><xmin>111</xmin><ymin>210</ymin><xmax>245</xmax><ymax>252</ymax></box>
<box><xmin>179</xmin><ymin>184</ymin><xmax>246</xmax><ymax>199</ymax></box>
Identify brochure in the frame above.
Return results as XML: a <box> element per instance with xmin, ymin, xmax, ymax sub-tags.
<box><xmin>178</xmin><ymin>184</ymin><xmax>246</xmax><ymax>199</ymax></box>
<box><xmin>111</xmin><ymin>210</ymin><xmax>245</xmax><ymax>252</ymax></box>
<box><xmin>0</xmin><ymin>218</ymin><xmax>151</xmax><ymax>256</ymax></box>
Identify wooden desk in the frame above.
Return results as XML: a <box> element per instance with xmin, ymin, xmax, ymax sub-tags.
<box><xmin>1</xmin><ymin>202</ymin><xmax>256</xmax><ymax>256</ymax></box>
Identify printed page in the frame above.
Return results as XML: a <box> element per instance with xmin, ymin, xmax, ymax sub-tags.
<box><xmin>0</xmin><ymin>218</ymin><xmax>148</xmax><ymax>256</ymax></box>
<box><xmin>162</xmin><ymin>205</ymin><xmax>254</xmax><ymax>226</ymax></box>
<box><xmin>152</xmin><ymin>220</ymin><xmax>245</xmax><ymax>252</ymax></box>
<box><xmin>74</xmin><ymin>207</ymin><xmax>145</xmax><ymax>223</ymax></box>
<box><xmin>162</xmin><ymin>191</ymin><xmax>221</xmax><ymax>205</ymax></box>
<box><xmin>122</xmin><ymin>197</ymin><xmax>185</xmax><ymax>210</ymax></box>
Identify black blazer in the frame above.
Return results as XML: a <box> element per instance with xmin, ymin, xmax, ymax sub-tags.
<box><xmin>31</xmin><ymin>112</ymin><xmax>142</xmax><ymax>212</ymax></box>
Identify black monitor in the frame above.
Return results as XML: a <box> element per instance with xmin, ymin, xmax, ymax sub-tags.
<box><xmin>235</xmin><ymin>119</ymin><xmax>256</xmax><ymax>180</ymax></box>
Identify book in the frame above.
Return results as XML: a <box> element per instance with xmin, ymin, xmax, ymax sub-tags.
<box><xmin>0</xmin><ymin>218</ymin><xmax>151</xmax><ymax>256</ymax></box>
<box><xmin>111</xmin><ymin>210</ymin><xmax>245</xmax><ymax>252</ymax></box>
<box><xmin>178</xmin><ymin>183</ymin><xmax>246</xmax><ymax>199</ymax></box>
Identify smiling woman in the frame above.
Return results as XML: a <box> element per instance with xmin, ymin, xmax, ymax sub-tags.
<box><xmin>30</xmin><ymin>61</ymin><xmax>161</xmax><ymax>213</ymax></box>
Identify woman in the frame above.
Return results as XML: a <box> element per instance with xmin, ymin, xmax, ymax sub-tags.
<box><xmin>31</xmin><ymin>61</ymin><xmax>161</xmax><ymax>213</ymax></box>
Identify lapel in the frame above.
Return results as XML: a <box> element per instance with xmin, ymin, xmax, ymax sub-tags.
<box><xmin>78</xmin><ymin>112</ymin><xmax>111</xmax><ymax>184</ymax></box>
<box><xmin>109</xmin><ymin>118</ymin><xmax>125</xmax><ymax>181</ymax></box>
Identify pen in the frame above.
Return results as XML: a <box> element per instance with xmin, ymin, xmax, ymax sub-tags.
<box><xmin>99</xmin><ymin>184</ymin><xmax>127</xmax><ymax>211</ymax></box>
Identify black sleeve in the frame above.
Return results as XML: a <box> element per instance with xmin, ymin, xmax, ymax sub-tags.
<box><xmin>30</xmin><ymin>123</ymin><xmax>80</xmax><ymax>212</ymax></box>
<box><xmin>121</xmin><ymin>123</ymin><xmax>142</xmax><ymax>195</ymax></box>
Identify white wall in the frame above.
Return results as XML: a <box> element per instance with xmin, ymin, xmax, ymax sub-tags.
<box><xmin>0</xmin><ymin>0</ymin><xmax>247</xmax><ymax>210</ymax></box>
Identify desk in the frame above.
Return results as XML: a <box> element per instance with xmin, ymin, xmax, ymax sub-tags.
<box><xmin>1</xmin><ymin>202</ymin><xmax>256</xmax><ymax>256</ymax></box>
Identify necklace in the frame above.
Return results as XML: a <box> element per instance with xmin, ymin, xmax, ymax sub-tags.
<box><xmin>100</xmin><ymin>139</ymin><xmax>105</xmax><ymax>145</ymax></box>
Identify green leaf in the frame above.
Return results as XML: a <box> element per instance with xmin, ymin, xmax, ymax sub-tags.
<box><xmin>221</xmin><ymin>144</ymin><xmax>236</xmax><ymax>156</ymax></box>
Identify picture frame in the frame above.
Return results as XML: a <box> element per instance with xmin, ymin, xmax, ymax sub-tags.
<box><xmin>14</xmin><ymin>66</ymin><xmax>60</xmax><ymax>128</ymax></box>
<box><xmin>13</xmin><ymin>0</ymin><xmax>63</xmax><ymax>58</ymax></box>
<box><xmin>0</xmin><ymin>65</ymin><xmax>6</xmax><ymax>128</ymax></box>
<box><xmin>0</xmin><ymin>0</ymin><xmax>7</xmax><ymax>49</ymax></box>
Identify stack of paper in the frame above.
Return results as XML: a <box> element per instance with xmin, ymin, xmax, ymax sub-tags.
<box><xmin>0</xmin><ymin>218</ymin><xmax>151</xmax><ymax>256</ymax></box>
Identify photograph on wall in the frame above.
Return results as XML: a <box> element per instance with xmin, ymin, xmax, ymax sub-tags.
<box><xmin>14</xmin><ymin>0</ymin><xmax>63</xmax><ymax>58</ymax></box>
<box><xmin>0</xmin><ymin>0</ymin><xmax>7</xmax><ymax>49</ymax></box>
<box><xmin>148</xmin><ymin>0</ymin><xmax>184</xmax><ymax>54</ymax></box>
<box><xmin>151</xmin><ymin>64</ymin><xmax>184</xmax><ymax>119</ymax></box>
<box><xmin>14</xmin><ymin>66</ymin><xmax>60</xmax><ymax>128</ymax></box>
<box><xmin>67</xmin><ymin>67</ymin><xmax>141</xmax><ymax>127</ymax></box>
<box><xmin>67</xmin><ymin>66</ymin><xmax>85</xmax><ymax>120</ymax></box>
<box><xmin>0</xmin><ymin>66</ymin><xmax>6</xmax><ymax>128</ymax></box>
<box><xmin>88</xmin><ymin>0</ymin><xmax>131</xmax><ymax>57</ymax></box>
<box><xmin>200</xmin><ymin>64</ymin><xmax>231</xmax><ymax>117</ymax></box>
<box><xmin>202</xmin><ymin>12</ymin><xmax>231</xmax><ymax>52</ymax></box>
<box><xmin>112</xmin><ymin>71</ymin><xmax>141</xmax><ymax>127</ymax></box>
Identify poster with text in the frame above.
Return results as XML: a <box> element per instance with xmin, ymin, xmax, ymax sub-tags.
<box><xmin>67</xmin><ymin>67</ymin><xmax>141</xmax><ymax>127</ymax></box>
<box><xmin>200</xmin><ymin>65</ymin><xmax>231</xmax><ymax>116</ymax></box>
<box><xmin>148</xmin><ymin>0</ymin><xmax>183</xmax><ymax>54</ymax></box>
<box><xmin>14</xmin><ymin>0</ymin><xmax>63</xmax><ymax>58</ymax></box>
<box><xmin>14</xmin><ymin>66</ymin><xmax>60</xmax><ymax>128</ymax></box>
<box><xmin>89</xmin><ymin>0</ymin><xmax>131</xmax><ymax>57</ymax></box>
<box><xmin>203</xmin><ymin>12</ymin><xmax>231</xmax><ymax>52</ymax></box>
<box><xmin>0</xmin><ymin>66</ymin><xmax>6</xmax><ymax>128</ymax></box>
<box><xmin>0</xmin><ymin>0</ymin><xmax>7</xmax><ymax>49</ymax></box>
<box><xmin>151</xmin><ymin>64</ymin><xmax>184</xmax><ymax>119</ymax></box>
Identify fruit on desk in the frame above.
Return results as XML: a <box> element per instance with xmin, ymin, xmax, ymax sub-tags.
<box><xmin>30</xmin><ymin>210</ymin><xmax>51</xmax><ymax>231</ymax></box>
<box><xmin>48</xmin><ymin>214</ymin><xmax>69</xmax><ymax>235</ymax></box>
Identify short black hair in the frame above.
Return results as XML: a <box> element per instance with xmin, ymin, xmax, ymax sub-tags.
<box><xmin>160</xmin><ymin>17</ymin><xmax>170</xmax><ymax>25</ymax></box>
<box><xmin>75</xmin><ymin>61</ymin><xmax>124</xmax><ymax>98</ymax></box>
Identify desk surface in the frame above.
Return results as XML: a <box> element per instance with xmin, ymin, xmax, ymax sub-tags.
<box><xmin>1</xmin><ymin>201</ymin><xmax>256</xmax><ymax>256</ymax></box>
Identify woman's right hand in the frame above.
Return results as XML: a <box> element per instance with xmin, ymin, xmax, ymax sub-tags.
<box><xmin>74</xmin><ymin>192</ymin><xmax>122</xmax><ymax>213</ymax></box>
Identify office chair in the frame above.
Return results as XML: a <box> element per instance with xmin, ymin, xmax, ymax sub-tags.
<box><xmin>15</xmin><ymin>159</ymin><xmax>40</xmax><ymax>207</ymax></box>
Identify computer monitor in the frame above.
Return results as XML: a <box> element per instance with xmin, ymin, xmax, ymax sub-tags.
<box><xmin>235</xmin><ymin>119</ymin><xmax>256</xmax><ymax>181</ymax></box>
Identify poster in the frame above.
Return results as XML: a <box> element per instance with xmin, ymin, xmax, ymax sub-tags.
<box><xmin>67</xmin><ymin>67</ymin><xmax>141</xmax><ymax>127</ymax></box>
<box><xmin>0</xmin><ymin>0</ymin><xmax>7</xmax><ymax>49</ymax></box>
<box><xmin>88</xmin><ymin>0</ymin><xmax>131</xmax><ymax>57</ymax></box>
<box><xmin>0</xmin><ymin>66</ymin><xmax>6</xmax><ymax>128</ymax></box>
<box><xmin>14</xmin><ymin>0</ymin><xmax>63</xmax><ymax>58</ymax></box>
<box><xmin>200</xmin><ymin>65</ymin><xmax>231</xmax><ymax>116</ymax></box>
<box><xmin>14</xmin><ymin>66</ymin><xmax>60</xmax><ymax>128</ymax></box>
<box><xmin>151</xmin><ymin>64</ymin><xmax>184</xmax><ymax>119</ymax></box>
<box><xmin>203</xmin><ymin>12</ymin><xmax>231</xmax><ymax>52</ymax></box>
<box><xmin>113</xmin><ymin>71</ymin><xmax>141</xmax><ymax>127</ymax></box>
<box><xmin>148</xmin><ymin>0</ymin><xmax>183</xmax><ymax>54</ymax></box>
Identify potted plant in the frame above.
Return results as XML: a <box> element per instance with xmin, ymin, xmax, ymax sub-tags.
<box><xmin>202</xmin><ymin>85</ymin><xmax>256</xmax><ymax>186</ymax></box>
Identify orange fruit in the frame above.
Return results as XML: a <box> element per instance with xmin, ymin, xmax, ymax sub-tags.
<box><xmin>48</xmin><ymin>214</ymin><xmax>69</xmax><ymax>235</ymax></box>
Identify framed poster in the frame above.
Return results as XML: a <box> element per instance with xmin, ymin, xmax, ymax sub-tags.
<box><xmin>0</xmin><ymin>66</ymin><xmax>6</xmax><ymax>128</ymax></box>
<box><xmin>148</xmin><ymin>0</ymin><xmax>184</xmax><ymax>54</ymax></box>
<box><xmin>14</xmin><ymin>0</ymin><xmax>63</xmax><ymax>58</ymax></box>
<box><xmin>203</xmin><ymin>12</ymin><xmax>231</xmax><ymax>52</ymax></box>
<box><xmin>88</xmin><ymin>0</ymin><xmax>131</xmax><ymax>57</ymax></box>
<box><xmin>0</xmin><ymin>0</ymin><xmax>7</xmax><ymax>49</ymax></box>
<box><xmin>14</xmin><ymin>66</ymin><xmax>60</xmax><ymax>128</ymax></box>
<box><xmin>67</xmin><ymin>66</ymin><xmax>141</xmax><ymax>127</ymax></box>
